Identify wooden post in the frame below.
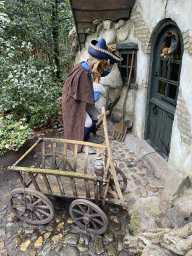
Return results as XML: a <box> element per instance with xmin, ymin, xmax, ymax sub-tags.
<box><xmin>71</xmin><ymin>144</ymin><xmax>77</xmax><ymax>197</ymax></box>
<box><xmin>101</xmin><ymin>107</ymin><xmax>124</xmax><ymax>203</ymax></box>
<box><xmin>63</xmin><ymin>143</ymin><xmax>67</xmax><ymax>171</ymax></box>
<box><xmin>41</xmin><ymin>141</ymin><xmax>53</xmax><ymax>194</ymax></box>
<box><xmin>83</xmin><ymin>145</ymin><xmax>90</xmax><ymax>198</ymax></box>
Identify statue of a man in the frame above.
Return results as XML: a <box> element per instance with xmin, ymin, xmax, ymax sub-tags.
<box><xmin>62</xmin><ymin>38</ymin><xmax>122</xmax><ymax>153</ymax></box>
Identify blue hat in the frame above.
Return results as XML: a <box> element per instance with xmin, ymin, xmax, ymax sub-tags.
<box><xmin>88</xmin><ymin>38</ymin><xmax>122</xmax><ymax>63</ymax></box>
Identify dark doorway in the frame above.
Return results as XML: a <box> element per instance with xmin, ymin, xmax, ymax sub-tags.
<box><xmin>145</xmin><ymin>20</ymin><xmax>183</xmax><ymax>157</ymax></box>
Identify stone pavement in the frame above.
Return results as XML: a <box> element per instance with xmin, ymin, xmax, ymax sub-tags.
<box><xmin>0</xmin><ymin>119</ymin><xmax>180</xmax><ymax>256</ymax></box>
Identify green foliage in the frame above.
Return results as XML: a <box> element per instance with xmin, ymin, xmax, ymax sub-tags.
<box><xmin>0</xmin><ymin>43</ymin><xmax>64</xmax><ymax>128</ymax></box>
<box><xmin>0</xmin><ymin>114</ymin><xmax>32</xmax><ymax>155</ymax></box>
<box><xmin>4</xmin><ymin>0</ymin><xmax>74</xmax><ymax>78</ymax></box>
<box><xmin>0</xmin><ymin>0</ymin><xmax>74</xmax><ymax>153</ymax></box>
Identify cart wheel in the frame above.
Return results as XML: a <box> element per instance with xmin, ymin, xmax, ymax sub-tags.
<box><xmin>9</xmin><ymin>188</ymin><xmax>54</xmax><ymax>225</ymax></box>
<box><xmin>109</xmin><ymin>167</ymin><xmax>127</xmax><ymax>194</ymax></box>
<box><xmin>69</xmin><ymin>199</ymin><xmax>108</xmax><ymax>235</ymax></box>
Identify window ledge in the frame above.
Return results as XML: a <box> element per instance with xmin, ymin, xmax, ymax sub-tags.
<box><xmin>116</xmin><ymin>43</ymin><xmax>138</xmax><ymax>51</ymax></box>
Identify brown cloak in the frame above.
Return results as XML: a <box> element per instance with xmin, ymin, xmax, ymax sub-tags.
<box><xmin>62</xmin><ymin>63</ymin><xmax>94</xmax><ymax>152</ymax></box>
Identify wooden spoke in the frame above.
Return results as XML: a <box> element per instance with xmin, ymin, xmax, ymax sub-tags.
<box><xmin>77</xmin><ymin>204</ymin><xmax>86</xmax><ymax>214</ymax></box>
<box><xmin>36</xmin><ymin>208</ymin><xmax>50</xmax><ymax>217</ymax></box>
<box><xmin>69</xmin><ymin>199</ymin><xmax>108</xmax><ymax>235</ymax></box>
<box><xmin>90</xmin><ymin>220</ymin><xmax>99</xmax><ymax>230</ymax></box>
<box><xmin>35</xmin><ymin>210</ymin><xmax>44</xmax><ymax>221</ymax></box>
<box><xmin>74</xmin><ymin>216</ymin><xmax>84</xmax><ymax>221</ymax></box>
<box><xmin>87</xmin><ymin>206</ymin><xmax>90</xmax><ymax>214</ymax></box>
<box><xmin>72</xmin><ymin>208</ymin><xmax>84</xmax><ymax>215</ymax></box>
<box><xmin>12</xmin><ymin>205</ymin><xmax>25</xmax><ymax>210</ymax></box>
<box><xmin>92</xmin><ymin>218</ymin><xmax>104</xmax><ymax>226</ymax></box>
<box><xmin>36</xmin><ymin>205</ymin><xmax>50</xmax><ymax>210</ymax></box>
<box><xmin>89</xmin><ymin>213</ymin><xmax>100</xmax><ymax>218</ymax></box>
<box><xmin>9</xmin><ymin>188</ymin><xmax>54</xmax><ymax>225</ymax></box>
<box><xmin>32</xmin><ymin>198</ymin><xmax>42</xmax><ymax>207</ymax></box>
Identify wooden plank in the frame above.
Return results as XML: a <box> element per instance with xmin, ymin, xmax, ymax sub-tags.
<box><xmin>52</xmin><ymin>141</ymin><xmax>57</xmax><ymax>170</ymax></box>
<box><xmin>102</xmin><ymin>174</ymin><xmax>111</xmax><ymax>206</ymax></box>
<box><xmin>103</xmin><ymin>158</ymin><xmax>110</xmax><ymax>182</ymax></box>
<box><xmin>99</xmin><ymin>180</ymin><xmax>104</xmax><ymax>199</ymax></box>
<box><xmin>98</xmin><ymin>110</ymin><xmax>110</xmax><ymax>120</ymax></box>
<box><xmin>9</xmin><ymin>138</ymin><xmax>42</xmax><ymax>169</ymax></box>
<box><xmin>94</xmin><ymin>181</ymin><xmax>99</xmax><ymax>204</ymax></box>
<box><xmin>101</xmin><ymin>107</ymin><xmax>124</xmax><ymax>203</ymax></box>
<box><xmin>28</xmin><ymin>173</ymin><xmax>40</xmax><ymax>191</ymax></box>
<box><xmin>83</xmin><ymin>145</ymin><xmax>90</xmax><ymax>198</ymax></box>
<box><xmin>26</xmin><ymin>173</ymin><xmax>38</xmax><ymax>188</ymax></box>
<box><xmin>41</xmin><ymin>141</ymin><xmax>53</xmax><ymax>193</ymax></box>
<box><xmin>13</xmin><ymin>166</ymin><xmax>103</xmax><ymax>181</ymax></box>
<box><xmin>63</xmin><ymin>143</ymin><xmax>67</xmax><ymax>171</ymax></box>
<box><xmin>39</xmin><ymin>189</ymin><xmax>95</xmax><ymax>200</ymax></box>
<box><xmin>71</xmin><ymin>144</ymin><xmax>78</xmax><ymax>197</ymax></box>
<box><xmin>43</xmin><ymin>138</ymin><xmax>107</xmax><ymax>149</ymax></box>
<box><xmin>42</xmin><ymin>175</ymin><xmax>53</xmax><ymax>194</ymax></box>
<box><xmin>70</xmin><ymin>0</ymin><xmax>135</xmax><ymax>10</ymax></box>
<box><xmin>41</xmin><ymin>141</ymin><xmax>46</xmax><ymax>168</ymax></box>
<box><xmin>73</xmin><ymin>144</ymin><xmax>78</xmax><ymax>172</ymax></box>
<box><xmin>74</xmin><ymin>9</ymin><xmax>130</xmax><ymax>23</ymax></box>
<box><xmin>51</xmin><ymin>142</ymin><xmax>65</xmax><ymax>196</ymax></box>
<box><xmin>16</xmin><ymin>172</ymin><xmax>27</xmax><ymax>187</ymax></box>
<box><xmin>56</xmin><ymin>176</ymin><xmax>65</xmax><ymax>196</ymax></box>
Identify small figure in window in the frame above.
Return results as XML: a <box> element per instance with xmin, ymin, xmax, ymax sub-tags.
<box><xmin>161</xmin><ymin>30</ymin><xmax>179</xmax><ymax>58</ymax></box>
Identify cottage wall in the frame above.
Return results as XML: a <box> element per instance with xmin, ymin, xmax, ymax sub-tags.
<box><xmin>74</xmin><ymin>0</ymin><xmax>192</xmax><ymax>176</ymax></box>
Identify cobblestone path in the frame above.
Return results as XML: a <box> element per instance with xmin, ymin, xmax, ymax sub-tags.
<box><xmin>0</xmin><ymin>121</ymin><xmax>163</xmax><ymax>255</ymax></box>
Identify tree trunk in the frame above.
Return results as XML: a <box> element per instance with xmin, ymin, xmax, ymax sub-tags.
<box><xmin>52</xmin><ymin>0</ymin><xmax>60</xmax><ymax>80</ymax></box>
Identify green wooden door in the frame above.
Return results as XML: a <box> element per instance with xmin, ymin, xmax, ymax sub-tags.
<box><xmin>146</xmin><ymin>22</ymin><xmax>183</xmax><ymax>157</ymax></box>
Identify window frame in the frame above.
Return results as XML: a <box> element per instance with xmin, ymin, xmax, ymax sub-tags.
<box><xmin>116</xmin><ymin>43</ymin><xmax>138</xmax><ymax>86</ymax></box>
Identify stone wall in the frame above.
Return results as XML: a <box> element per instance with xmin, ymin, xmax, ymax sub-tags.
<box><xmin>73</xmin><ymin>0</ymin><xmax>192</xmax><ymax>176</ymax></box>
<box><xmin>176</xmin><ymin>92</ymin><xmax>192</xmax><ymax>146</ymax></box>
<box><xmin>130</xmin><ymin>9</ymin><xmax>151</xmax><ymax>55</ymax></box>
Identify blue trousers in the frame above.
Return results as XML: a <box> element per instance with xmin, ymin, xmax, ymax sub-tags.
<box><xmin>84</xmin><ymin>120</ymin><xmax>97</xmax><ymax>141</ymax></box>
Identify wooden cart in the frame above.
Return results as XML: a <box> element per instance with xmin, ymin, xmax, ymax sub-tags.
<box><xmin>9</xmin><ymin>108</ymin><xmax>127</xmax><ymax>235</ymax></box>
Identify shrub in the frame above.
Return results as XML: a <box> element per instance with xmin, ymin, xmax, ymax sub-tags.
<box><xmin>0</xmin><ymin>113</ymin><xmax>32</xmax><ymax>155</ymax></box>
<box><xmin>0</xmin><ymin>43</ymin><xmax>65</xmax><ymax>128</ymax></box>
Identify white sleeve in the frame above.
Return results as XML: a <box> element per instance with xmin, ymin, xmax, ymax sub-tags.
<box><xmin>93</xmin><ymin>82</ymin><xmax>105</xmax><ymax>92</ymax></box>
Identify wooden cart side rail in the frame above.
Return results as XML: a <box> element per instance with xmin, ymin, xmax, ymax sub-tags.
<box><xmin>8</xmin><ymin>137</ymin><xmax>43</xmax><ymax>169</ymax></box>
<box><xmin>42</xmin><ymin>138</ymin><xmax>107</xmax><ymax>149</ymax></box>
<box><xmin>11</xmin><ymin>166</ymin><xmax>103</xmax><ymax>182</ymax></box>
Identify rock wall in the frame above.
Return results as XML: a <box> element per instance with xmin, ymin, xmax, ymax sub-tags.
<box><xmin>73</xmin><ymin>0</ymin><xmax>192</xmax><ymax>177</ymax></box>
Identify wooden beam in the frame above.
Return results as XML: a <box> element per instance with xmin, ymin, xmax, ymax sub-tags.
<box><xmin>13</xmin><ymin>166</ymin><xmax>103</xmax><ymax>182</ymax></box>
<box><xmin>74</xmin><ymin>9</ymin><xmax>130</xmax><ymax>23</ymax></box>
<box><xmin>71</xmin><ymin>0</ymin><xmax>135</xmax><ymax>11</ymax></box>
<box><xmin>43</xmin><ymin>138</ymin><xmax>107</xmax><ymax>149</ymax></box>
<box><xmin>9</xmin><ymin>138</ymin><xmax>42</xmax><ymax>169</ymax></box>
